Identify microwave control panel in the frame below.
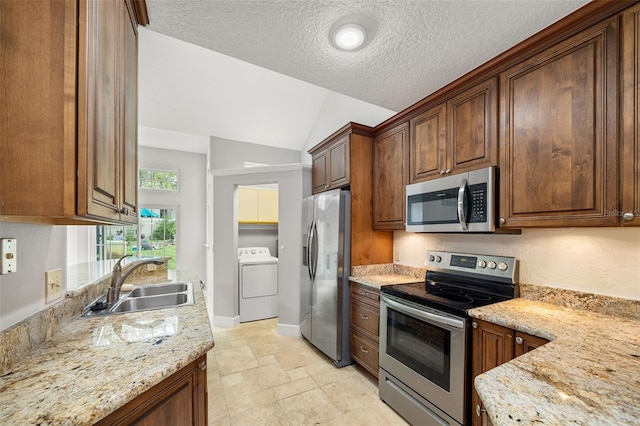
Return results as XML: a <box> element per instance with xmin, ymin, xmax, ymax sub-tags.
<box><xmin>469</xmin><ymin>183</ymin><xmax>487</xmax><ymax>223</ymax></box>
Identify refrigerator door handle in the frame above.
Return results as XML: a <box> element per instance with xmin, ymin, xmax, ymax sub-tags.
<box><xmin>306</xmin><ymin>224</ymin><xmax>313</xmax><ymax>280</ymax></box>
<box><xmin>310</xmin><ymin>221</ymin><xmax>318</xmax><ymax>281</ymax></box>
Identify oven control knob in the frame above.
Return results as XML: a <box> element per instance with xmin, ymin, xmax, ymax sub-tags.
<box><xmin>478</xmin><ymin>260</ymin><xmax>487</xmax><ymax>268</ymax></box>
<box><xmin>435</xmin><ymin>255</ymin><xmax>442</xmax><ymax>262</ymax></box>
<box><xmin>498</xmin><ymin>262</ymin><xmax>508</xmax><ymax>271</ymax></box>
<box><xmin>429</xmin><ymin>255</ymin><xmax>435</xmax><ymax>262</ymax></box>
<box><xmin>488</xmin><ymin>261</ymin><xmax>497</xmax><ymax>269</ymax></box>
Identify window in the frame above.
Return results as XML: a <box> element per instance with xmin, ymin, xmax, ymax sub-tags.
<box><xmin>91</xmin><ymin>208</ymin><xmax>177</xmax><ymax>270</ymax></box>
<box><xmin>139</xmin><ymin>169</ymin><xmax>179</xmax><ymax>191</ymax></box>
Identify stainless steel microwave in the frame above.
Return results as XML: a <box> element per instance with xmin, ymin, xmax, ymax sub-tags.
<box><xmin>406</xmin><ymin>166</ymin><xmax>496</xmax><ymax>233</ymax></box>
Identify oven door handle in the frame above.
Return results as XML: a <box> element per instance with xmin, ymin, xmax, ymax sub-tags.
<box><xmin>381</xmin><ymin>295</ymin><xmax>465</xmax><ymax>330</ymax></box>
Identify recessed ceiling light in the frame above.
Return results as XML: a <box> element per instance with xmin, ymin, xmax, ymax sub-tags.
<box><xmin>333</xmin><ymin>24</ymin><xmax>367</xmax><ymax>51</ymax></box>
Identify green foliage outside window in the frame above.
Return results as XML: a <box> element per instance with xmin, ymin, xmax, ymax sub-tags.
<box><xmin>139</xmin><ymin>169</ymin><xmax>178</xmax><ymax>191</ymax></box>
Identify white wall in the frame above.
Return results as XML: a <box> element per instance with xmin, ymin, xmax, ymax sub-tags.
<box><xmin>394</xmin><ymin>227</ymin><xmax>640</xmax><ymax>300</ymax></box>
<box><xmin>0</xmin><ymin>223</ymin><xmax>67</xmax><ymax>330</ymax></box>
<box><xmin>138</xmin><ymin>146</ymin><xmax>207</xmax><ymax>282</ymax></box>
<box><xmin>212</xmin><ymin>166</ymin><xmax>308</xmax><ymax>334</ymax></box>
<box><xmin>210</xmin><ymin>136</ymin><xmax>300</xmax><ymax>170</ymax></box>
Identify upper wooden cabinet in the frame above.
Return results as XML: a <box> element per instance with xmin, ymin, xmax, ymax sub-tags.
<box><xmin>308</xmin><ymin>123</ymin><xmax>393</xmax><ymax>266</ymax></box>
<box><xmin>373</xmin><ymin>122</ymin><xmax>409</xmax><ymax>230</ymax></box>
<box><xmin>409</xmin><ymin>78</ymin><xmax>497</xmax><ymax>183</ymax></box>
<box><xmin>621</xmin><ymin>3</ymin><xmax>640</xmax><ymax>226</ymax></box>
<box><xmin>310</xmin><ymin>135</ymin><xmax>349</xmax><ymax>193</ymax></box>
<box><xmin>499</xmin><ymin>17</ymin><xmax>619</xmax><ymax>228</ymax></box>
<box><xmin>0</xmin><ymin>0</ymin><xmax>147</xmax><ymax>225</ymax></box>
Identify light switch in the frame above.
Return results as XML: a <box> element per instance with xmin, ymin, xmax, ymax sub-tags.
<box><xmin>1</xmin><ymin>238</ymin><xmax>17</xmax><ymax>274</ymax></box>
<box><xmin>45</xmin><ymin>268</ymin><xmax>63</xmax><ymax>303</ymax></box>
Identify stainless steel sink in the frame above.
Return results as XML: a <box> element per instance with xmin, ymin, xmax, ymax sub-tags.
<box><xmin>110</xmin><ymin>293</ymin><xmax>189</xmax><ymax>313</ymax></box>
<box><xmin>81</xmin><ymin>281</ymin><xmax>194</xmax><ymax>317</ymax></box>
<box><xmin>128</xmin><ymin>283</ymin><xmax>189</xmax><ymax>297</ymax></box>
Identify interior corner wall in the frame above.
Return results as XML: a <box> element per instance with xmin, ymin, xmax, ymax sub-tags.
<box><xmin>209</xmin><ymin>136</ymin><xmax>301</xmax><ymax>170</ymax></box>
<box><xmin>0</xmin><ymin>223</ymin><xmax>67</xmax><ymax>331</ymax></box>
<box><xmin>138</xmin><ymin>146</ymin><xmax>207</xmax><ymax>282</ymax></box>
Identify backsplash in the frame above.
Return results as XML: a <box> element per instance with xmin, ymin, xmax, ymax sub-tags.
<box><xmin>351</xmin><ymin>263</ymin><xmax>427</xmax><ymax>279</ymax></box>
<box><xmin>0</xmin><ymin>259</ymin><xmax>168</xmax><ymax>376</ymax></box>
<box><xmin>520</xmin><ymin>283</ymin><xmax>640</xmax><ymax>321</ymax></box>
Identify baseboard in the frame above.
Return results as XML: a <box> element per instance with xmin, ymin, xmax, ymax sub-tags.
<box><xmin>277</xmin><ymin>323</ymin><xmax>300</xmax><ymax>336</ymax></box>
<box><xmin>213</xmin><ymin>315</ymin><xmax>240</xmax><ymax>328</ymax></box>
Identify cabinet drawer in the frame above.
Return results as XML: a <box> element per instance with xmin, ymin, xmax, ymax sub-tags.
<box><xmin>351</xmin><ymin>300</ymin><xmax>379</xmax><ymax>337</ymax></box>
<box><xmin>351</xmin><ymin>330</ymin><xmax>379</xmax><ymax>378</ymax></box>
<box><xmin>350</xmin><ymin>283</ymin><xmax>380</xmax><ymax>305</ymax></box>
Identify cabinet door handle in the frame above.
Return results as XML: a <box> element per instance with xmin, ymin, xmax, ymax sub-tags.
<box><xmin>359</xmin><ymin>314</ymin><xmax>369</xmax><ymax>320</ymax></box>
<box><xmin>360</xmin><ymin>347</ymin><xmax>369</xmax><ymax>354</ymax></box>
<box><xmin>440</xmin><ymin>169</ymin><xmax>446</xmax><ymax>175</ymax></box>
<box><xmin>499</xmin><ymin>217</ymin><xmax>506</xmax><ymax>225</ymax></box>
<box><xmin>198</xmin><ymin>361</ymin><xmax>207</xmax><ymax>370</ymax></box>
<box><xmin>623</xmin><ymin>212</ymin><xmax>635</xmax><ymax>221</ymax></box>
<box><xmin>476</xmin><ymin>404</ymin><xmax>486</xmax><ymax>417</ymax></box>
<box><xmin>472</xmin><ymin>322</ymin><xmax>478</xmax><ymax>328</ymax></box>
<box><xmin>445</xmin><ymin>168</ymin><xmax>451</xmax><ymax>174</ymax></box>
<box><xmin>358</xmin><ymin>290</ymin><xmax>369</xmax><ymax>297</ymax></box>
<box><xmin>515</xmin><ymin>336</ymin><xmax>523</xmax><ymax>345</ymax></box>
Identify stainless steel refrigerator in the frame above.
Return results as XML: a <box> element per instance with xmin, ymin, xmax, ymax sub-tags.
<box><xmin>300</xmin><ymin>188</ymin><xmax>352</xmax><ymax>367</ymax></box>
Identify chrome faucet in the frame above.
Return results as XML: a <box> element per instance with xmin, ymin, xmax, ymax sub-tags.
<box><xmin>106</xmin><ymin>255</ymin><xmax>164</xmax><ymax>304</ymax></box>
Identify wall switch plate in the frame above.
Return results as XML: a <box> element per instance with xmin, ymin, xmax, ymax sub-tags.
<box><xmin>394</xmin><ymin>249</ymin><xmax>400</xmax><ymax>262</ymax></box>
<box><xmin>1</xmin><ymin>238</ymin><xmax>17</xmax><ymax>274</ymax></box>
<box><xmin>45</xmin><ymin>268</ymin><xmax>63</xmax><ymax>303</ymax></box>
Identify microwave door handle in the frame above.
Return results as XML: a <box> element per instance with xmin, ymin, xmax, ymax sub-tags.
<box><xmin>457</xmin><ymin>178</ymin><xmax>469</xmax><ymax>231</ymax></box>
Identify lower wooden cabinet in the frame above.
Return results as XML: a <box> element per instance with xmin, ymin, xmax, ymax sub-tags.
<box><xmin>349</xmin><ymin>282</ymin><xmax>381</xmax><ymax>378</ymax></box>
<box><xmin>471</xmin><ymin>319</ymin><xmax>548</xmax><ymax>426</ymax></box>
<box><xmin>95</xmin><ymin>354</ymin><xmax>208</xmax><ymax>426</ymax></box>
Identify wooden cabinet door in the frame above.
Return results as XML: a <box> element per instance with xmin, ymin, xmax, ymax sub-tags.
<box><xmin>328</xmin><ymin>135</ymin><xmax>350</xmax><ymax>189</ymax></box>
<box><xmin>621</xmin><ymin>3</ymin><xmax>640</xmax><ymax>226</ymax></box>
<box><xmin>447</xmin><ymin>78</ymin><xmax>497</xmax><ymax>174</ymax></box>
<box><xmin>514</xmin><ymin>331</ymin><xmax>549</xmax><ymax>357</ymax></box>
<box><xmin>409</xmin><ymin>103</ymin><xmax>447</xmax><ymax>182</ymax></box>
<box><xmin>373</xmin><ymin>122</ymin><xmax>409</xmax><ymax>229</ymax></box>
<box><xmin>499</xmin><ymin>17</ymin><xmax>619</xmax><ymax>228</ymax></box>
<box><xmin>311</xmin><ymin>150</ymin><xmax>329</xmax><ymax>193</ymax></box>
<box><xmin>79</xmin><ymin>0</ymin><xmax>121</xmax><ymax>221</ymax></box>
<box><xmin>471</xmin><ymin>319</ymin><xmax>514</xmax><ymax>426</ymax></box>
<box><xmin>96</xmin><ymin>355</ymin><xmax>208</xmax><ymax>426</ymax></box>
<box><xmin>119</xmin><ymin>0</ymin><xmax>139</xmax><ymax>223</ymax></box>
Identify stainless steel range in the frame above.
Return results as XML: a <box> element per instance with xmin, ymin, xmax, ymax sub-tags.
<box><xmin>379</xmin><ymin>250</ymin><xmax>518</xmax><ymax>426</ymax></box>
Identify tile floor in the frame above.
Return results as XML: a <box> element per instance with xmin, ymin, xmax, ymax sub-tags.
<box><xmin>207</xmin><ymin>318</ymin><xmax>409</xmax><ymax>425</ymax></box>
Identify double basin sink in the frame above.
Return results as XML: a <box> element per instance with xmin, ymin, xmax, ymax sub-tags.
<box><xmin>81</xmin><ymin>282</ymin><xmax>195</xmax><ymax>317</ymax></box>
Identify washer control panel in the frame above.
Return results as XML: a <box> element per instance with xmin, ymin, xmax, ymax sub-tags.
<box><xmin>426</xmin><ymin>250</ymin><xmax>518</xmax><ymax>283</ymax></box>
<box><xmin>238</xmin><ymin>247</ymin><xmax>272</xmax><ymax>259</ymax></box>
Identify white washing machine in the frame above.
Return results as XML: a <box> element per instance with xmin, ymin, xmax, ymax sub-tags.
<box><xmin>238</xmin><ymin>247</ymin><xmax>278</xmax><ymax>322</ymax></box>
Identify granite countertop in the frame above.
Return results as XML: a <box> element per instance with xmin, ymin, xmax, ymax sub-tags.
<box><xmin>468</xmin><ymin>298</ymin><xmax>640</xmax><ymax>425</ymax></box>
<box><xmin>0</xmin><ymin>271</ymin><xmax>214</xmax><ymax>425</ymax></box>
<box><xmin>349</xmin><ymin>274</ymin><xmax>422</xmax><ymax>289</ymax></box>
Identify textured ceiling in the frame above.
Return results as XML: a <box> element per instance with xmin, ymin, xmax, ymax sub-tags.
<box><xmin>145</xmin><ymin>0</ymin><xmax>590</xmax><ymax>112</ymax></box>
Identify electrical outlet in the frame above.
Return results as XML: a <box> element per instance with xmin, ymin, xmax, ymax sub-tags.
<box><xmin>45</xmin><ymin>268</ymin><xmax>63</xmax><ymax>303</ymax></box>
<box><xmin>394</xmin><ymin>249</ymin><xmax>400</xmax><ymax>262</ymax></box>
<box><xmin>1</xmin><ymin>238</ymin><xmax>17</xmax><ymax>274</ymax></box>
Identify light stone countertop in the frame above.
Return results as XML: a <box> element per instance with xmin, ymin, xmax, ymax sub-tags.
<box><xmin>348</xmin><ymin>274</ymin><xmax>422</xmax><ymax>290</ymax></box>
<box><xmin>468</xmin><ymin>298</ymin><xmax>640</xmax><ymax>425</ymax></box>
<box><xmin>0</xmin><ymin>271</ymin><xmax>214</xmax><ymax>425</ymax></box>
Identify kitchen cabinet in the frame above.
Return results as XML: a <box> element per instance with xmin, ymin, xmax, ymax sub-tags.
<box><xmin>621</xmin><ymin>3</ymin><xmax>640</xmax><ymax>226</ymax></box>
<box><xmin>373</xmin><ymin>122</ymin><xmax>409</xmax><ymax>230</ymax></box>
<box><xmin>95</xmin><ymin>354</ymin><xmax>208</xmax><ymax>426</ymax></box>
<box><xmin>310</xmin><ymin>135</ymin><xmax>349</xmax><ymax>194</ymax></box>
<box><xmin>409</xmin><ymin>78</ymin><xmax>497</xmax><ymax>183</ymax></box>
<box><xmin>0</xmin><ymin>0</ymin><xmax>147</xmax><ymax>225</ymax></box>
<box><xmin>309</xmin><ymin>123</ymin><xmax>393</xmax><ymax>266</ymax></box>
<box><xmin>499</xmin><ymin>16</ymin><xmax>619</xmax><ymax>228</ymax></box>
<box><xmin>237</xmin><ymin>187</ymin><xmax>278</xmax><ymax>224</ymax></box>
<box><xmin>471</xmin><ymin>319</ymin><xmax>549</xmax><ymax>426</ymax></box>
<box><xmin>349</xmin><ymin>282</ymin><xmax>381</xmax><ymax>378</ymax></box>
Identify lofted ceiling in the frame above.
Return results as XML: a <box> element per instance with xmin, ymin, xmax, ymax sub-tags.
<box><xmin>140</xmin><ymin>0</ymin><xmax>590</xmax><ymax>154</ymax></box>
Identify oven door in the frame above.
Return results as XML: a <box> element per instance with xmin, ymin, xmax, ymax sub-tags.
<box><xmin>379</xmin><ymin>294</ymin><xmax>467</xmax><ymax>425</ymax></box>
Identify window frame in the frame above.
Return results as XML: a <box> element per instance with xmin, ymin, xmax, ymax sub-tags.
<box><xmin>138</xmin><ymin>168</ymin><xmax>180</xmax><ymax>192</ymax></box>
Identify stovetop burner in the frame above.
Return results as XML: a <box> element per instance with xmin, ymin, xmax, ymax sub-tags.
<box><xmin>381</xmin><ymin>250</ymin><xmax>518</xmax><ymax>317</ymax></box>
